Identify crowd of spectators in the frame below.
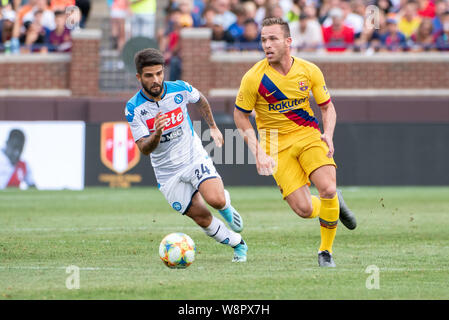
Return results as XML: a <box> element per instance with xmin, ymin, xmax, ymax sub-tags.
<box><xmin>0</xmin><ymin>0</ymin><xmax>90</xmax><ymax>54</ymax></box>
<box><xmin>158</xmin><ymin>0</ymin><xmax>449</xmax><ymax>55</ymax></box>
<box><xmin>108</xmin><ymin>0</ymin><xmax>157</xmax><ymax>51</ymax></box>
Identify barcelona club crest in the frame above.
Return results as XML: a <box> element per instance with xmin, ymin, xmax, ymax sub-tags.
<box><xmin>299</xmin><ymin>81</ymin><xmax>309</xmax><ymax>91</ymax></box>
<box><xmin>99</xmin><ymin>122</ymin><xmax>141</xmax><ymax>187</ymax></box>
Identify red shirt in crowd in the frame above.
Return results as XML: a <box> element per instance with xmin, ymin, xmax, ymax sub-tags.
<box><xmin>322</xmin><ymin>25</ymin><xmax>355</xmax><ymax>52</ymax></box>
<box><xmin>418</xmin><ymin>0</ymin><xmax>436</xmax><ymax>18</ymax></box>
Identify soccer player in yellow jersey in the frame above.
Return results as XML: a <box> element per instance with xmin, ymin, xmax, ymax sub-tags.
<box><xmin>234</xmin><ymin>17</ymin><xmax>356</xmax><ymax>267</ymax></box>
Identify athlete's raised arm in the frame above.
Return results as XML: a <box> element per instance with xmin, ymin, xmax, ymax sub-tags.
<box><xmin>135</xmin><ymin>112</ymin><xmax>168</xmax><ymax>156</ymax></box>
<box><xmin>192</xmin><ymin>93</ymin><xmax>224</xmax><ymax>148</ymax></box>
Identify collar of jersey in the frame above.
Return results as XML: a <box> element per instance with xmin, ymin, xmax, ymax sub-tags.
<box><xmin>139</xmin><ymin>82</ymin><xmax>167</xmax><ymax>102</ymax></box>
<box><xmin>266</xmin><ymin>56</ymin><xmax>296</xmax><ymax>77</ymax></box>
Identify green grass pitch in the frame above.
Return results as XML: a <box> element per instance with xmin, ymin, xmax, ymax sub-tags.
<box><xmin>0</xmin><ymin>186</ymin><xmax>448</xmax><ymax>300</ymax></box>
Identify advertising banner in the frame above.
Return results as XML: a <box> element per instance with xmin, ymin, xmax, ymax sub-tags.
<box><xmin>0</xmin><ymin>121</ymin><xmax>85</xmax><ymax>190</ymax></box>
<box><xmin>84</xmin><ymin>122</ymin><xmax>157</xmax><ymax>187</ymax></box>
<box><xmin>84</xmin><ymin>121</ymin><xmax>275</xmax><ymax>187</ymax></box>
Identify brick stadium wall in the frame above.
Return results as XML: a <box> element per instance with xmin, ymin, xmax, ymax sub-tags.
<box><xmin>0</xmin><ymin>29</ymin><xmax>101</xmax><ymax>97</ymax></box>
<box><xmin>1</xmin><ymin>27</ymin><xmax>449</xmax><ymax>100</ymax></box>
<box><xmin>180</xmin><ymin>28</ymin><xmax>449</xmax><ymax>96</ymax></box>
<box><xmin>0</xmin><ymin>55</ymin><xmax>70</xmax><ymax>90</ymax></box>
<box><xmin>70</xmin><ymin>30</ymin><xmax>102</xmax><ymax>97</ymax></box>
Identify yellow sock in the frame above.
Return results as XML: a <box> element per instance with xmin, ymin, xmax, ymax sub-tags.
<box><xmin>306</xmin><ymin>195</ymin><xmax>321</xmax><ymax>219</ymax></box>
<box><xmin>318</xmin><ymin>194</ymin><xmax>339</xmax><ymax>253</ymax></box>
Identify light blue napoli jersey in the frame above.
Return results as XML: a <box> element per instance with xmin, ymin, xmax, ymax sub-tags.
<box><xmin>125</xmin><ymin>80</ymin><xmax>208</xmax><ymax>184</ymax></box>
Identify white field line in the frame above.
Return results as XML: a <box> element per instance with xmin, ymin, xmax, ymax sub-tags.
<box><xmin>0</xmin><ymin>225</ymin><xmax>281</xmax><ymax>233</ymax></box>
<box><xmin>0</xmin><ymin>226</ymin><xmax>152</xmax><ymax>233</ymax></box>
<box><xmin>0</xmin><ymin>266</ymin><xmax>448</xmax><ymax>272</ymax></box>
<box><xmin>0</xmin><ymin>266</ymin><xmax>138</xmax><ymax>271</ymax></box>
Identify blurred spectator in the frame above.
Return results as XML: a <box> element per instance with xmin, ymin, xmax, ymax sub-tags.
<box><xmin>23</xmin><ymin>0</ymin><xmax>56</xmax><ymax>31</ymax></box>
<box><xmin>110</xmin><ymin>0</ymin><xmax>129</xmax><ymax>51</ymax></box>
<box><xmin>340</xmin><ymin>0</ymin><xmax>364</xmax><ymax>37</ymax></box>
<box><xmin>242</xmin><ymin>0</ymin><xmax>257</xmax><ymax>20</ymax></box>
<box><xmin>75</xmin><ymin>0</ymin><xmax>91</xmax><ymax>28</ymax></box>
<box><xmin>17</xmin><ymin>0</ymin><xmax>37</xmax><ymax>26</ymax></box>
<box><xmin>2</xmin><ymin>0</ymin><xmax>20</xmax><ymax>12</ymax></box>
<box><xmin>351</xmin><ymin>0</ymin><xmax>367</xmax><ymax>17</ymax></box>
<box><xmin>398</xmin><ymin>1</ymin><xmax>421</xmax><ymax>38</ymax></box>
<box><xmin>129</xmin><ymin>0</ymin><xmax>156</xmax><ymax>39</ymax></box>
<box><xmin>177</xmin><ymin>0</ymin><xmax>194</xmax><ymax>28</ymax></box>
<box><xmin>303</xmin><ymin>4</ymin><xmax>319</xmax><ymax>19</ymax></box>
<box><xmin>254</xmin><ymin>0</ymin><xmax>271</xmax><ymax>26</ymax></box>
<box><xmin>374</xmin><ymin>0</ymin><xmax>394</xmax><ymax>15</ymax></box>
<box><xmin>148</xmin><ymin>0</ymin><xmax>449</xmax><ymax>55</ymax></box>
<box><xmin>20</xmin><ymin>10</ymin><xmax>50</xmax><ymax>53</ymax></box>
<box><xmin>358</xmin><ymin>10</ymin><xmax>387</xmax><ymax>52</ymax></box>
<box><xmin>201</xmin><ymin>5</ymin><xmax>215</xmax><ymax>28</ymax></box>
<box><xmin>322</xmin><ymin>7</ymin><xmax>355</xmax><ymax>51</ymax></box>
<box><xmin>435</xmin><ymin>10</ymin><xmax>449</xmax><ymax>50</ymax></box>
<box><xmin>380</xmin><ymin>18</ymin><xmax>408</xmax><ymax>51</ymax></box>
<box><xmin>200</xmin><ymin>5</ymin><xmax>232</xmax><ymax>42</ymax></box>
<box><xmin>165</xmin><ymin>0</ymin><xmax>201</xmax><ymax>26</ymax></box>
<box><xmin>162</xmin><ymin>8</ymin><xmax>183</xmax><ymax>80</ymax></box>
<box><xmin>212</xmin><ymin>0</ymin><xmax>236</xmax><ymax>30</ymax></box>
<box><xmin>232</xmin><ymin>18</ymin><xmax>261</xmax><ymax>50</ymax></box>
<box><xmin>0</xmin><ymin>9</ymin><xmax>15</xmax><ymax>50</ymax></box>
<box><xmin>47</xmin><ymin>9</ymin><xmax>71</xmax><ymax>51</ymax></box>
<box><xmin>417</xmin><ymin>0</ymin><xmax>435</xmax><ymax>18</ymax></box>
<box><xmin>286</xmin><ymin>0</ymin><xmax>303</xmax><ymax>23</ymax></box>
<box><xmin>50</xmin><ymin>0</ymin><xmax>75</xmax><ymax>11</ymax></box>
<box><xmin>226</xmin><ymin>4</ymin><xmax>247</xmax><ymax>41</ymax></box>
<box><xmin>277</xmin><ymin>0</ymin><xmax>292</xmax><ymax>18</ymax></box>
<box><xmin>410</xmin><ymin>17</ymin><xmax>435</xmax><ymax>51</ymax></box>
<box><xmin>265</xmin><ymin>2</ymin><xmax>284</xmax><ymax>20</ymax></box>
<box><xmin>322</xmin><ymin>1</ymin><xmax>363</xmax><ymax>36</ymax></box>
<box><xmin>212</xmin><ymin>21</ymin><xmax>234</xmax><ymax>42</ymax></box>
<box><xmin>318</xmin><ymin>0</ymin><xmax>342</xmax><ymax>24</ymax></box>
<box><xmin>192</xmin><ymin>0</ymin><xmax>205</xmax><ymax>27</ymax></box>
<box><xmin>433</xmin><ymin>0</ymin><xmax>448</xmax><ymax>33</ymax></box>
<box><xmin>289</xmin><ymin>12</ymin><xmax>324</xmax><ymax>51</ymax></box>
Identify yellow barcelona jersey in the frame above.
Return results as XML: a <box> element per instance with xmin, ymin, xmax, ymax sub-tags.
<box><xmin>235</xmin><ymin>56</ymin><xmax>331</xmax><ymax>154</ymax></box>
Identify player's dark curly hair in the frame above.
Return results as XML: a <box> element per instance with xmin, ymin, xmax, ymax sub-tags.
<box><xmin>134</xmin><ymin>48</ymin><xmax>165</xmax><ymax>74</ymax></box>
<box><xmin>261</xmin><ymin>17</ymin><xmax>291</xmax><ymax>38</ymax></box>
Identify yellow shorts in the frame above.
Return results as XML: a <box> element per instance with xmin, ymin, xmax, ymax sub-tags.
<box><xmin>272</xmin><ymin>132</ymin><xmax>336</xmax><ymax>199</ymax></box>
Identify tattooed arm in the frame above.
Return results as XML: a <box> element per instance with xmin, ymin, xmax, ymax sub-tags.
<box><xmin>191</xmin><ymin>93</ymin><xmax>224</xmax><ymax>147</ymax></box>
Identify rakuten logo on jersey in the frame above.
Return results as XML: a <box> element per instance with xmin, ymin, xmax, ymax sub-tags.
<box><xmin>146</xmin><ymin>107</ymin><xmax>184</xmax><ymax>132</ymax></box>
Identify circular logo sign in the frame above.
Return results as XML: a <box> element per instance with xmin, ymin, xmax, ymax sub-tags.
<box><xmin>172</xmin><ymin>202</ymin><xmax>182</xmax><ymax>211</ymax></box>
<box><xmin>174</xmin><ymin>94</ymin><xmax>183</xmax><ymax>104</ymax></box>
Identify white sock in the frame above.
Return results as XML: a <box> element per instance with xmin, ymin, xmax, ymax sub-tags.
<box><xmin>203</xmin><ymin>216</ymin><xmax>241</xmax><ymax>247</ymax></box>
<box><xmin>219</xmin><ymin>189</ymin><xmax>232</xmax><ymax>211</ymax></box>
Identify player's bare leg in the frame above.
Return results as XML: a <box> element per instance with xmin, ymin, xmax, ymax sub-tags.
<box><xmin>198</xmin><ymin>178</ymin><xmax>244</xmax><ymax>233</ymax></box>
<box><xmin>285</xmin><ymin>185</ymin><xmax>317</xmax><ymax>218</ymax></box>
<box><xmin>184</xmin><ymin>192</ymin><xmax>213</xmax><ymax>228</ymax></box>
<box><xmin>185</xmin><ymin>192</ymin><xmax>247</xmax><ymax>262</ymax></box>
<box><xmin>310</xmin><ymin>164</ymin><xmax>337</xmax><ymax>199</ymax></box>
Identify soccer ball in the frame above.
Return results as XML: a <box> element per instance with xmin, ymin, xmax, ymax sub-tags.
<box><xmin>159</xmin><ymin>232</ymin><xmax>196</xmax><ymax>269</ymax></box>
